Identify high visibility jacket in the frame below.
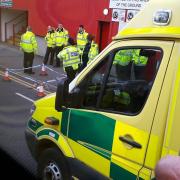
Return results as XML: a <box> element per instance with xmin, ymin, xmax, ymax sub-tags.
<box><xmin>45</xmin><ymin>32</ymin><xmax>55</xmax><ymax>47</ymax></box>
<box><xmin>55</xmin><ymin>29</ymin><xmax>69</xmax><ymax>47</ymax></box>
<box><xmin>114</xmin><ymin>91</ymin><xmax>131</xmax><ymax>105</ymax></box>
<box><xmin>57</xmin><ymin>45</ymin><xmax>80</xmax><ymax>71</ymax></box>
<box><xmin>77</xmin><ymin>31</ymin><xmax>88</xmax><ymax>53</ymax></box>
<box><xmin>88</xmin><ymin>42</ymin><xmax>99</xmax><ymax>63</ymax></box>
<box><xmin>114</xmin><ymin>49</ymin><xmax>133</xmax><ymax>66</ymax></box>
<box><xmin>132</xmin><ymin>49</ymin><xmax>148</xmax><ymax>66</ymax></box>
<box><xmin>20</xmin><ymin>31</ymin><xmax>37</xmax><ymax>53</ymax></box>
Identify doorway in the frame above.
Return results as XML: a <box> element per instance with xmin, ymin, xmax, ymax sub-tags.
<box><xmin>98</xmin><ymin>21</ymin><xmax>110</xmax><ymax>51</ymax></box>
<box><xmin>1</xmin><ymin>9</ymin><xmax>27</xmax><ymax>44</ymax></box>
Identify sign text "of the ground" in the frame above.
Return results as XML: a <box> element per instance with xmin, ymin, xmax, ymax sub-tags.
<box><xmin>109</xmin><ymin>0</ymin><xmax>149</xmax><ymax>10</ymax></box>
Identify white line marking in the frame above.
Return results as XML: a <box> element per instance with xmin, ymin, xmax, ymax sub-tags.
<box><xmin>15</xmin><ymin>93</ymin><xmax>34</xmax><ymax>103</ymax></box>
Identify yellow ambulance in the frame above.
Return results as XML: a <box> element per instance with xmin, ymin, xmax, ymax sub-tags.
<box><xmin>25</xmin><ymin>0</ymin><xmax>180</xmax><ymax>179</ymax></box>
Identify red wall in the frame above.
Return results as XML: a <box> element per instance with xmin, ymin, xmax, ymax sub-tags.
<box><xmin>11</xmin><ymin>0</ymin><xmax>118</xmax><ymax>47</ymax></box>
<box><xmin>12</xmin><ymin>0</ymin><xmax>28</xmax><ymax>10</ymax></box>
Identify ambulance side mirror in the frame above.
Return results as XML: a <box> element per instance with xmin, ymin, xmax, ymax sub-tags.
<box><xmin>55</xmin><ymin>78</ymin><xmax>69</xmax><ymax>112</ymax></box>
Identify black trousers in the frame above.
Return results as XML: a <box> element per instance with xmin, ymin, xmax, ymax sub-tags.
<box><xmin>44</xmin><ymin>47</ymin><xmax>55</xmax><ymax>65</ymax></box>
<box><xmin>80</xmin><ymin>53</ymin><xmax>89</xmax><ymax>71</ymax></box>
<box><xmin>55</xmin><ymin>46</ymin><xmax>64</xmax><ymax>67</ymax></box>
<box><xmin>65</xmin><ymin>66</ymin><xmax>77</xmax><ymax>82</ymax></box>
<box><xmin>24</xmin><ymin>52</ymin><xmax>34</xmax><ymax>73</ymax></box>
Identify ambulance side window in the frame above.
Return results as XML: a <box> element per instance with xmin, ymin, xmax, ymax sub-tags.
<box><xmin>99</xmin><ymin>48</ymin><xmax>162</xmax><ymax>115</ymax></box>
<box><xmin>81</xmin><ymin>55</ymin><xmax>111</xmax><ymax>108</ymax></box>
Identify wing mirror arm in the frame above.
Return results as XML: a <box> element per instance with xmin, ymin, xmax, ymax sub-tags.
<box><xmin>55</xmin><ymin>78</ymin><xmax>69</xmax><ymax>112</ymax></box>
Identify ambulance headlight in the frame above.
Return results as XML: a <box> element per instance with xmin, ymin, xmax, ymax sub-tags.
<box><xmin>30</xmin><ymin>104</ymin><xmax>36</xmax><ymax>115</ymax></box>
<box><xmin>153</xmin><ymin>10</ymin><xmax>172</xmax><ymax>25</ymax></box>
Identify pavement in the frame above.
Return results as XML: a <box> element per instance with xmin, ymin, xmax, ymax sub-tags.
<box><xmin>0</xmin><ymin>42</ymin><xmax>65</xmax><ymax>179</ymax></box>
<box><xmin>0</xmin><ymin>78</ymin><xmax>38</xmax><ymax>178</ymax></box>
<box><xmin>0</xmin><ymin>42</ymin><xmax>65</xmax><ymax>93</ymax></box>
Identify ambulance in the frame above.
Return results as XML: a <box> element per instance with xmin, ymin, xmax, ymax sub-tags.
<box><xmin>25</xmin><ymin>0</ymin><xmax>180</xmax><ymax>179</ymax></box>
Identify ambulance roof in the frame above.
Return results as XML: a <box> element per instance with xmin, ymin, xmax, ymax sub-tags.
<box><xmin>115</xmin><ymin>0</ymin><xmax>180</xmax><ymax>40</ymax></box>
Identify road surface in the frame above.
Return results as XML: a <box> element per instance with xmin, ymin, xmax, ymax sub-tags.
<box><xmin>0</xmin><ymin>42</ymin><xmax>65</xmax><ymax>179</ymax></box>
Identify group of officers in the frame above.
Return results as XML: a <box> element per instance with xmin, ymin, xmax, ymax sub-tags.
<box><xmin>44</xmin><ymin>23</ymin><xmax>99</xmax><ymax>81</ymax></box>
<box><xmin>20</xmin><ymin>24</ymin><xmax>99</xmax><ymax>81</ymax></box>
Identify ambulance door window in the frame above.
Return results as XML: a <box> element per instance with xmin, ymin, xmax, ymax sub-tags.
<box><xmin>79</xmin><ymin>54</ymin><xmax>111</xmax><ymax>109</ymax></box>
<box><xmin>99</xmin><ymin>48</ymin><xmax>163</xmax><ymax>114</ymax></box>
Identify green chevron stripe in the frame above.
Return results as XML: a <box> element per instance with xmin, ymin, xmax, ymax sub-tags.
<box><xmin>28</xmin><ymin>118</ymin><xmax>43</xmax><ymax>132</ymax></box>
<box><xmin>37</xmin><ymin>129</ymin><xmax>59</xmax><ymax>141</ymax></box>
<box><xmin>78</xmin><ymin>141</ymin><xmax>111</xmax><ymax>160</ymax></box>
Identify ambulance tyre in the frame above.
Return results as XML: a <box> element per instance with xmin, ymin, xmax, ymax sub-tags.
<box><xmin>37</xmin><ymin>147</ymin><xmax>70</xmax><ymax>180</ymax></box>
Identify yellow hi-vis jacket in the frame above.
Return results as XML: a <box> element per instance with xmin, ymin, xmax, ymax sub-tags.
<box><xmin>88</xmin><ymin>41</ymin><xmax>99</xmax><ymax>63</ymax></box>
<box><xmin>57</xmin><ymin>45</ymin><xmax>80</xmax><ymax>71</ymax></box>
<box><xmin>132</xmin><ymin>49</ymin><xmax>148</xmax><ymax>66</ymax></box>
<box><xmin>45</xmin><ymin>32</ymin><xmax>55</xmax><ymax>47</ymax></box>
<box><xmin>55</xmin><ymin>29</ymin><xmax>69</xmax><ymax>47</ymax></box>
<box><xmin>20</xmin><ymin>31</ymin><xmax>37</xmax><ymax>53</ymax></box>
<box><xmin>113</xmin><ymin>49</ymin><xmax>133</xmax><ymax>66</ymax></box>
<box><xmin>77</xmin><ymin>31</ymin><xmax>88</xmax><ymax>54</ymax></box>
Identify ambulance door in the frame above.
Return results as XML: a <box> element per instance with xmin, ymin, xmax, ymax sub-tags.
<box><xmin>106</xmin><ymin>40</ymin><xmax>173</xmax><ymax>180</ymax></box>
<box><xmin>61</xmin><ymin>40</ymin><xmax>173</xmax><ymax>179</ymax></box>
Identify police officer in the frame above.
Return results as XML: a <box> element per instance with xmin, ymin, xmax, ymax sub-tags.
<box><xmin>88</xmin><ymin>39</ymin><xmax>99</xmax><ymax>63</ymax></box>
<box><xmin>112</xmin><ymin>49</ymin><xmax>134</xmax><ymax>109</ymax></box>
<box><xmin>132</xmin><ymin>49</ymin><xmax>148</xmax><ymax>79</ymax></box>
<box><xmin>20</xmin><ymin>26</ymin><xmax>37</xmax><ymax>74</ymax></box>
<box><xmin>54</xmin><ymin>24</ymin><xmax>69</xmax><ymax>67</ymax></box>
<box><xmin>43</xmin><ymin>25</ymin><xmax>55</xmax><ymax>65</ymax></box>
<box><xmin>57</xmin><ymin>37</ymin><xmax>80</xmax><ymax>82</ymax></box>
<box><xmin>113</xmin><ymin>49</ymin><xmax>148</xmax><ymax>110</ymax></box>
<box><xmin>114</xmin><ymin>49</ymin><xmax>133</xmax><ymax>80</ymax></box>
<box><xmin>76</xmin><ymin>25</ymin><xmax>88</xmax><ymax>59</ymax></box>
<box><xmin>81</xmin><ymin>34</ymin><xmax>99</xmax><ymax>70</ymax></box>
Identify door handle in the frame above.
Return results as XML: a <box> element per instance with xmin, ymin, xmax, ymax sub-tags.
<box><xmin>119</xmin><ymin>136</ymin><xmax>142</xmax><ymax>149</ymax></box>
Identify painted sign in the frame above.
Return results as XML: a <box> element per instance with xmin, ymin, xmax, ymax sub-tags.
<box><xmin>126</xmin><ymin>9</ymin><xmax>139</xmax><ymax>22</ymax></box>
<box><xmin>0</xmin><ymin>0</ymin><xmax>13</xmax><ymax>7</ymax></box>
<box><xmin>112</xmin><ymin>9</ymin><xmax>126</xmax><ymax>22</ymax></box>
<box><xmin>112</xmin><ymin>9</ymin><xmax>120</xmax><ymax>22</ymax></box>
<box><xmin>109</xmin><ymin>0</ymin><xmax>149</xmax><ymax>10</ymax></box>
<box><xmin>119</xmin><ymin>9</ymin><xmax>126</xmax><ymax>22</ymax></box>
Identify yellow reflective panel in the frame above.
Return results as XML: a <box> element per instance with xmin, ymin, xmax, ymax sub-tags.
<box><xmin>68</xmin><ymin>139</ymin><xmax>110</xmax><ymax>177</ymax></box>
<box><xmin>144</xmin><ymin>134</ymin><xmax>159</xmax><ymax>168</ymax></box>
<box><xmin>118</xmin><ymin>27</ymin><xmax>180</xmax><ymax>39</ymax></box>
<box><xmin>58</xmin><ymin>134</ymin><xmax>74</xmax><ymax>158</ymax></box>
<box><xmin>169</xmin><ymin>149</ymin><xmax>179</xmax><ymax>156</ymax></box>
<box><xmin>110</xmin><ymin>155</ymin><xmax>142</xmax><ymax>179</ymax></box>
<box><xmin>32</xmin><ymin>106</ymin><xmax>61</xmax><ymax>131</ymax></box>
<box><xmin>112</xmin><ymin>121</ymin><xmax>148</xmax><ymax>164</ymax></box>
<box><xmin>162</xmin><ymin>55</ymin><xmax>180</xmax><ymax>157</ymax></box>
<box><xmin>138</xmin><ymin>167</ymin><xmax>152</xmax><ymax>180</ymax></box>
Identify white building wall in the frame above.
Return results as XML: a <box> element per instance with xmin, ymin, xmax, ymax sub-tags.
<box><xmin>36</xmin><ymin>36</ymin><xmax>46</xmax><ymax>57</ymax></box>
<box><xmin>1</xmin><ymin>9</ymin><xmax>26</xmax><ymax>41</ymax></box>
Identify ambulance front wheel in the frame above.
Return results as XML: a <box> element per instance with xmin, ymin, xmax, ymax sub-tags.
<box><xmin>37</xmin><ymin>147</ymin><xmax>71</xmax><ymax>180</ymax></box>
